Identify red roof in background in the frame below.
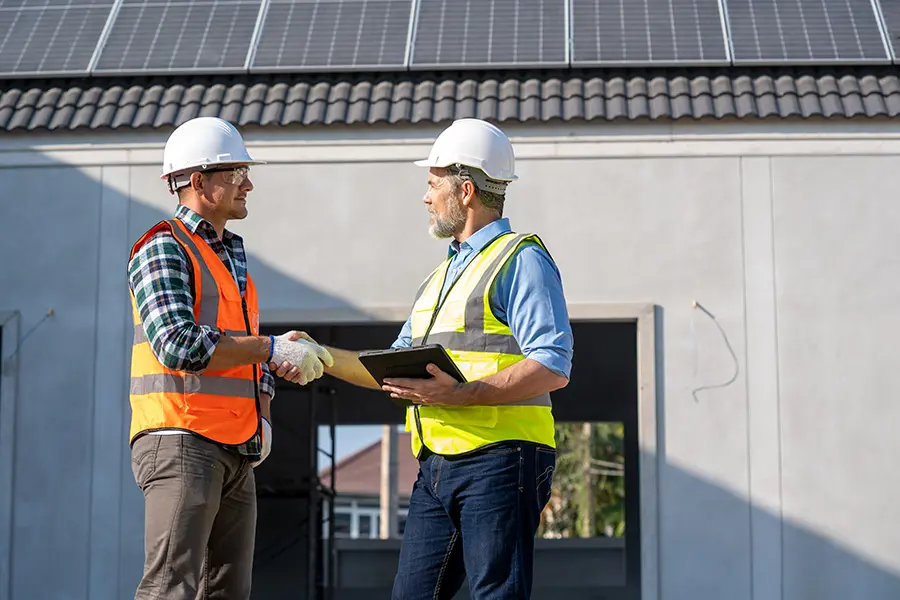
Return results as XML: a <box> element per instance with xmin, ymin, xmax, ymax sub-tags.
<box><xmin>319</xmin><ymin>432</ymin><xmax>420</xmax><ymax>498</ymax></box>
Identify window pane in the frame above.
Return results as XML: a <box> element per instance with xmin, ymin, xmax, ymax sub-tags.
<box><xmin>538</xmin><ymin>422</ymin><xmax>625</xmax><ymax>539</ymax></box>
<box><xmin>334</xmin><ymin>512</ymin><xmax>352</xmax><ymax>538</ymax></box>
<box><xmin>359</xmin><ymin>514</ymin><xmax>372</xmax><ymax>537</ymax></box>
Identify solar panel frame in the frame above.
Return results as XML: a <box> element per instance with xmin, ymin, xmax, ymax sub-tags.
<box><xmin>871</xmin><ymin>0</ymin><xmax>900</xmax><ymax>63</ymax></box>
<box><xmin>725</xmin><ymin>0</ymin><xmax>892</xmax><ymax>65</ymax></box>
<box><xmin>0</xmin><ymin>0</ymin><xmax>116</xmax><ymax>77</ymax></box>
<box><xmin>241</xmin><ymin>0</ymin><xmax>270</xmax><ymax>69</ymax></box>
<box><xmin>91</xmin><ymin>0</ymin><xmax>264</xmax><ymax>75</ymax></box>
<box><xmin>408</xmin><ymin>0</ymin><xmax>569</xmax><ymax>70</ymax></box>
<box><xmin>248</xmin><ymin>0</ymin><xmax>414</xmax><ymax>73</ymax></box>
<box><xmin>569</xmin><ymin>0</ymin><xmax>731</xmax><ymax>67</ymax></box>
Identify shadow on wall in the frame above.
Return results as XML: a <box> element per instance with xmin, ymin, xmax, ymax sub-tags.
<box><xmin>650</xmin><ymin>306</ymin><xmax>900</xmax><ymax>600</ymax></box>
<box><xmin>651</xmin><ymin>456</ymin><xmax>900</xmax><ymax>600</ymax></box>
<box><xmin>0</xmin><ymin>156</ymin><xmax>372</xmax><ymax>600</ymax></box>
<box><xmin>3</xmin><ymin>159</ymin><xmax>900</xmax><ymax>600</ymax></box>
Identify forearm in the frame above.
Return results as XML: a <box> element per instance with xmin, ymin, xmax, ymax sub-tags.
<box><xmin>464</xmin><ymin>358</ymin><xmax>568</xmax><ymax>406</ymax></box>
<box><xmin>323</xmin><ymin>346</ymin><xmax>380</xmax><ymax>390</ymax></box>
<box><xmin>205</xmin><ymin>335</ymin><xmax>272</xmax><ymax>372</ymax></box>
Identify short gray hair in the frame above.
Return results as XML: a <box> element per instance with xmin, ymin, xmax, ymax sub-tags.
<box><xmin>446</xmin><ymin>164</ymin><xmax>506</xmax><ymax>216</ymax></box>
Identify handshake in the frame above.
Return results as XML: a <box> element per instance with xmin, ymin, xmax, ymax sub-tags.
<box><xmin>267</xmin><ymin>331</ymin><xmax>334</xmax><ymax>386</ymax></box>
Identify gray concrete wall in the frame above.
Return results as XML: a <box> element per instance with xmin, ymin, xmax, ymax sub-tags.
<box><xmin>1</xmin><ymin>119</ymin><xmax>899</xmax><ymax>599</ymax></box>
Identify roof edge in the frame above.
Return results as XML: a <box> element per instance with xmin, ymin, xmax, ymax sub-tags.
<box><xmin>2</xmin><ymin>66</ymin><xmax>898</xmax><ymax>133</ymax></box>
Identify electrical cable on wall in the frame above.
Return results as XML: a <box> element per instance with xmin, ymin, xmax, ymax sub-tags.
<box><xmin>690</xmin><ymin>300</ymin><xmax>740</xmax><ymax>402</ymax></box>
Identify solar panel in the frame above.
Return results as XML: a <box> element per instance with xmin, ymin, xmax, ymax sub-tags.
<box><xmin>93</xmin><ymin>0</ymin><xmax>262</xmax><ymax>74</ymax></box>
<box><xmin>0</xmin><ymin>0</ymin><xmax>114</xmax><ymax>76</ymax></box>
<box><xmin>410</xmin><ymin>0</ymin><xmax>567</xmax><ymax>68</ymax></box>
<box><xmin>725</xmin><ymin>0</ymin><xmax>890</xmax><ymax>63</ymax></box>
<box><xmin>250</xmin><ymin>0</ymin><xmax>411</xmax><ymax>71</ymax></box>
<box><xmin>570</xmin><ymin>0</ymin><xmax>728</xmax><ymax>65</ymax></box>
<box><xmin>872</xmin><ymin>0</ymin><xmax>900</xmax><ymax>61</ymax></box>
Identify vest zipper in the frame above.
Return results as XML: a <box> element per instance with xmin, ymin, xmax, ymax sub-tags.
<box><xmin>419</xmin><ymin>260</ymin><xmax>454</xmax><ymax>347</ymax></box>
<box><xmin>420</xmin><ymin>230</ymin><xmax>508</xmax><ymax>346</ymax></box>
<box><xmin>413</xmin><ymin>231</ymin><xmax>510</xmax><ymax>459</ymax></box>
<box><xmin>242</xmin><ymin>298</ymin><xmax>261</xmax><ymax>439</ymax></box>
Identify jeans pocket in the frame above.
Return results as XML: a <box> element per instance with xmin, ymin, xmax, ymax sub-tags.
<box><xmin>179</xmin><ymin>434</ymin><xmax>222</xmax><ymax>479</ymax></box>
<box><xmin>535</xmin><ymin>447</ymin><xmax>556</xmax><ymax>509</ymax></box>
<box><xmin>472</xmin><ymin>444</ymin><xmax>523</xmax><ymax>492</ymax></box>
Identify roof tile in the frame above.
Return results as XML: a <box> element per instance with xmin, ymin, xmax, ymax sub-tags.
<box><xmin>1</xmin><ymin>69</ymin><xmax>897</xmax><ymax>132</ymax></box>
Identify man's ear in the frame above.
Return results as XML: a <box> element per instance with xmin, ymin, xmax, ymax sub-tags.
<box><xmin>460</xmin><ymin>180</ymin><xmax>477</xmax><ymax>207</ymax></box>
<box><xmin>190</xmin><ymin>171</ymin><xmax>205</xmax><ymax>193</ymax></box>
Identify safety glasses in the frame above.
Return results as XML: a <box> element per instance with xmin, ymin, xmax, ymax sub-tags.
<box><xmin>203</xmin><ymin>165</ymin><xmax>251</xmax><ymax>186</ymax></box>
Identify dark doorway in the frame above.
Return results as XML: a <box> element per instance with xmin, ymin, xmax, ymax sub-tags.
<box><xmin>252</xmin><ymin>321</ymin><xmax>640</xmax><ymax>600</ymax></box>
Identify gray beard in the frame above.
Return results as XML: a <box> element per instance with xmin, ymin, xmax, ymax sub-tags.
<box><xmin>429</xmin><ymin>199</ymin><xmax>467</xmax><ymax>239</ymax></box>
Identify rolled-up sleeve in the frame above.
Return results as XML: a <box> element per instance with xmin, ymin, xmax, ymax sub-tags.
<box><xmin>491</xmin><ymin>244</ymin><xmax>574</xmax><ymax>379</ymax></box>
<box><xmin>127</xmin><ymin>232</ymin><xmax>221</xmax><ymax>373</ymax></box>
<box><xmin>392</xmin><ymin>317</ymin><xmax>413</xmax><ymax>349</ymax></box>
<box><xmin>259</xmin><ymin>361</ymin><xmax>276</xmax><ymax>399</ymax></box>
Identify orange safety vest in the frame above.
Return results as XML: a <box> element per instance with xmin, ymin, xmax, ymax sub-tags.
<box><xmin>128</xmin><ymin>219</ymin><xmax>261</xmax><ymax>446</ymax></box>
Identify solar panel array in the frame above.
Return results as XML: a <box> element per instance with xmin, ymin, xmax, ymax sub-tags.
<box><xmin>0</xmin><ymin>0</ymin><xmax>895</xmax><ymax>78</ymax></box>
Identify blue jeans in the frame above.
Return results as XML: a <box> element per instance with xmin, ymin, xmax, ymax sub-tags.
<box><xmin>392</xmin><ymin>441</ymin><xmax>556</xmax><ymax>600</ymax></box>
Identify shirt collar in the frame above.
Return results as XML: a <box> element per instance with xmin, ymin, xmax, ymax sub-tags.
<box><xmin>448</xmin><ymin>218</ymin><xmax>512</xmax><ymax>258</ymax></box>
<box><xmin>175</xmin><ymin>204</ymin><xmax>236</xmax><ymax>241</ymax></box>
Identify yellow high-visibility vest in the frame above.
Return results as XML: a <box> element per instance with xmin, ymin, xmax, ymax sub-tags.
<box><xmin>406</xmin><ymin>231</ymin><xmax>556</xmax><ymax>457</ymax></box>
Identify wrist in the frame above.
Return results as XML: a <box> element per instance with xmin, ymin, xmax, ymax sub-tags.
<box><xmin>459</xmin><ymin>382</ymin><xmax>480</xmax><ymax>406</ymax></box>
<box><xmin>266</xmin><ymin>335</ymin><xmax>275</xmax><ymax>363</ymax></box>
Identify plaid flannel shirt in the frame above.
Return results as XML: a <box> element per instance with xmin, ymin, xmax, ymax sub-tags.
<box><xmin>127</xmin><ymin>205</ymin><xmax>274</xmax><ymax>458</ymax></box>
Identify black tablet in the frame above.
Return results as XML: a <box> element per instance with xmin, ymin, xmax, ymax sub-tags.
<box><xmin>358</xmin><ymin>344</ymin><xmax>467</xmax><ymax>392</ymax></box>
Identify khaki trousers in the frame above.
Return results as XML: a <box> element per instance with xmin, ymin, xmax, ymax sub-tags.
<box><xmin>131</xmin><ymin>433</ymin><xmax>257</xmax><ymax>600</ymax></box>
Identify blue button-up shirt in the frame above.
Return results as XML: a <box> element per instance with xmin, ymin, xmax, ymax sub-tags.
<box><xmin>392</xmin><ymin>218</ymin><xmax>574</xmax><ymax>378</ymax></box>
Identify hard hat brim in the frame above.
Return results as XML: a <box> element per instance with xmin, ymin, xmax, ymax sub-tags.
<box><xmin>413</xmin><ymin>158</ymin><xmax>518</xmax><ymax>181</ymax></box>
<box><xmin>413</xmin><ymin>158</ymin><xmax>444</xmax><ymax>169</ymax></box>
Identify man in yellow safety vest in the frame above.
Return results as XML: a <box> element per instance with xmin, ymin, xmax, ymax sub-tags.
<box><xmin>277</xmin><ymin>118</ymin><xmax>573</xmax><ymax>599</ymax></box>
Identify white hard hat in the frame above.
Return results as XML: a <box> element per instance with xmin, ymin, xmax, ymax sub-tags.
<box><xmin>160</xmin><ymin>117</ymin><xmax>265</xmax><ymax>182</ymax></box>
<box><xmin>414</xmin><ymin>118</ymin><xmax>517</xmax><ymax>183</ymax></box>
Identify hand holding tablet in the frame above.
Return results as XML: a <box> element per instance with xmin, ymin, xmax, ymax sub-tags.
<box><xmin>358</xmin><ymin>345</ymin><xmax>467</xmax><ymax>406</ymax></box>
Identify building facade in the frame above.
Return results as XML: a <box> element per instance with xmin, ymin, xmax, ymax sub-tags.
<box><xmin>2</xmin><ymin>68</ymin><xmax>900</xmax><ymax>599</ymax></box>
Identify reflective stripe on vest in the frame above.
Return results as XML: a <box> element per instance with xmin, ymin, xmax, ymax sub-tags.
<box><xmin>128</xmin><ymin>219</ymin><xmax>261</xmax><ymax>447</ymax></box>
<box><xmin>406</xmin><ymin>231</ymin><xmax>556</xmax><ymax>457</ymax></box>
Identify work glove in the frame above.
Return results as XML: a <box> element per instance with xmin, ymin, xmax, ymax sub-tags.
<box><xmin>269</xmin><ymin>332</ymin><xmax>334</xmax><ymax>385</ymax></box>
<box><xmin>252</xmin><ymin>417</ymin><xmax>273</xmax><ymax>469</ymax></box>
